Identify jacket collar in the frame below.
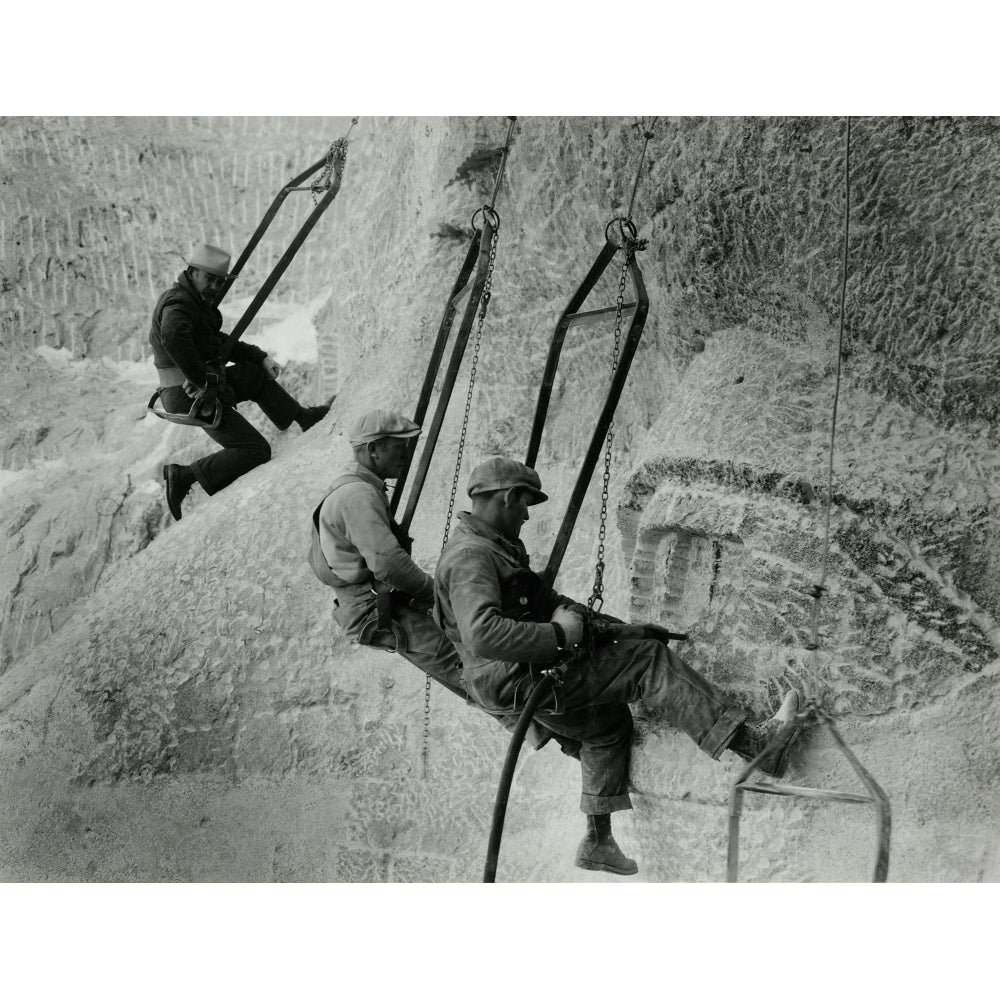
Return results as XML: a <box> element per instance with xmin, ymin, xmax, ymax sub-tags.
<box><xmin>177</xmin><ymin>271</ymin><xmax>220</xmax><ymax>321</ymax></box>
<box><xmin>455</xmin><ymin>510</ymin><xmax>530</xmax><ymax>564</ymax></box>
<box><xmin>340</xmin><ymin>460</ymin><xmax>388</xmax><ymax>495</ymax></box>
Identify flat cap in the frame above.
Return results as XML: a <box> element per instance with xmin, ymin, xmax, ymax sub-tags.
<box><xmin>467</xmin><ymin>457</ymin><xmax>548</xmax><ymax>505</ymax></box>
<box><xmin>348</xmin><ymin>408</ymin><xmax>421</xmax><ymax>445</ymax></box>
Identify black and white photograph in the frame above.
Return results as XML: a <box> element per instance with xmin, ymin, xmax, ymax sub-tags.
<box><xmin>1</xmin><ymin>7</ymin><xmax>995</xmax><ymax>997</ymax></box>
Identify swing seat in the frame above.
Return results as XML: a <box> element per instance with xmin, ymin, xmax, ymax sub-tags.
<box><xmin>146</xmin><ymin>388</ymin><xmax>222</xmax><ymax>430</ymax></box>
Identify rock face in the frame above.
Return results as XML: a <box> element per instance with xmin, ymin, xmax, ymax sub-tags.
<box><xmin>1</xmin><ymin>115</ymin><xmax>998</xmax><ymax>882</ymax></box>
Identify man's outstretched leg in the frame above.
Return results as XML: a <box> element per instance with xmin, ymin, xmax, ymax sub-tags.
<box><xmin>725</xmin><ymin>689</ymin><xmax>801</xmax><ymax>777</ymax></box>
<box><xmin>225</xmin><ymin>361</ymin><xmax>331</xmax><ymax>434</ymax></box>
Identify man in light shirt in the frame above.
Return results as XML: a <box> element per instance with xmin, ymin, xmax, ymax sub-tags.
<box><xmin>309</xmin><ymin>409</ymin><xmax>577</xmax><ymax>754</ymax></box>
<box><xmin>311</xmin><ymin>408</ymin><xmax>466</xmax><ymax>697</ymax></box>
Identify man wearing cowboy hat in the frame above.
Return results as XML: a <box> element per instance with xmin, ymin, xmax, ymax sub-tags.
<box><xmin>150</xmin><ymin>242</ymin><xmax>331</xmax><ymax>520</ymax></box>
<box><xmin>433</xmin><ymin>456</ymin><xmax>800</xmax><ymax>877</ymax></box>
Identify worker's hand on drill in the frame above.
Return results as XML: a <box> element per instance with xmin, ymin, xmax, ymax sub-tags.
<box><xmin>551</xmin><ymin>605</ymin><xmax>584</xmax><ymax>648</ymax></box>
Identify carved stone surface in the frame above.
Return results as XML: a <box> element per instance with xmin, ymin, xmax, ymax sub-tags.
<box><xmin>1</xmin><ymin>116</ymin><xmax>998</xmax><ymax>881</ymax></box>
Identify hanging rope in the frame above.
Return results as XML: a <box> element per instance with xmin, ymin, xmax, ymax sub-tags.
<box><xmin>807</xmin><ymin>116</ymin><xmax>852</xmax><ymax>653</ymax></box>
<box><xmin>626</xmin><ymin>117</ymin><xmax>657</xmax><ymax>222</ymax></box>
<box><xmin>488</xmin><ymin>117</ymin><xmax>518</xmax><ymax>212</ymax></box>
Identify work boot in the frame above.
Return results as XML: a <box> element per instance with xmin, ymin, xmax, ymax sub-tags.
<box><xmin>162</xmin><ymin>463</ymin><xmax>195</xmax><ymax>521</ymax></box>
<box><xmin>575</xmin><ymin>814</ymin><xmax>638</xmax><ymax>877</ymax></box>
<box><xmin>727</xmin><ymin>689</ymin><xmax>801</xmax><ymax>778</ymax></box>
<box><xmin>296</xmin><ymin>404</ymin><xmax>330</xmax><ymax>432</ymax></box>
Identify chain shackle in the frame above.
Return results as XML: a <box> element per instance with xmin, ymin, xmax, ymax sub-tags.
<box><xmin>472</xmin><ymin>205</ymin><xmax>501</xmax><ymax>234</ymax></box>
<box><xmin>604</xmin><ymin>215</ymin><xmax>639</xmax><ymax>247</ymax></box>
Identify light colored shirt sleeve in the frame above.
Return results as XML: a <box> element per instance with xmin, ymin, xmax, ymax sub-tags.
<box><xmin>319</xmin><ymin>482</ymin><xmax>433</xmax><ymax>601</ymax></box>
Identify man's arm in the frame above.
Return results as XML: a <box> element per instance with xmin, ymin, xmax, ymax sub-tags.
<box><xmin>440</xmin><ymin>547</ymin><xmax>562</xmax><ymax>663</ymax></box>
<box><xmin>158</xmin><ymin>304</ymin><xmax>210</xmax><ymax>384</ymax></box>
<box><xmin>229</xmin><ymin>341</ymin><xmax>268</xmax><ymax>366</ymax></box>
<box><xmin>337</xmin><ymin>486</ymin><xmax>433</xmax><ymax>602</ymax></box>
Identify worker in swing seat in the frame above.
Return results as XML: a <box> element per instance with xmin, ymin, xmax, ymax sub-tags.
<box><xmin>311</xmin><ymin>409</ymin><xmax>577</xmax><ymax>751</ymax></box>
<box><xmin>433</xmin><ymin>457</ymin><xmax>802</xmax><ymax>878</ymax></box>
<box><xmin>150</xmin><ymin>242</ymin><xmax>331</xmax><ymax>520</ymax></box>
<box><xmin>313</xmin><ymin>408</ymin><xmax>469</xmax><ymax>701</ymax></box>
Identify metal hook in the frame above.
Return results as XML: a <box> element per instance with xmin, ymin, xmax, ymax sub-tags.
<box><xmin>471</xmin><ymin>205</ymin><xmax>501</xmax><ymax>234</ymax></box>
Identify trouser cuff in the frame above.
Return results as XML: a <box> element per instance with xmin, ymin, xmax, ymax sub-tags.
<box><xmin>189</xmin><ymin>460</ymin><xmax>216</xmax><ymax>496</ymax></box>
<box><xmin>581</xmin><ymin>793</ymin><xmax>632</xmax><ymax>815</ymax></box>
<box><xmin>701</xmin><ymin>706</ymin><xmax>748</xmax><ymax>759</ymax></box>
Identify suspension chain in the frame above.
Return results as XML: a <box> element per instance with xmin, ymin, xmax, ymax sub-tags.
<box><xmin>588</xmin><ymin>236</ymin><xmax>633</xmax><ymax>613</ymax></box>
<box><xmin>423</xmin><ymin>214</ymin><xmax>500</xmax><ymax>776</ymax></box>
<box><xmin>440</xmin><ymin>218</ymin><xmax>499</xmax><ymax>552</ymax></box>
<box><xmin>310</xmin><ymin>118</ymin><xmax>358</xmax><ymax>203</ymax></box>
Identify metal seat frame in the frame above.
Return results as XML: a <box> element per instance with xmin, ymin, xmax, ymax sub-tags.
<box><xmin>147</xmin><ymin>137</ymin><xmax>349</xmax><ymax>429</ymax></box>
<box><xmin>726</xmin><ymin>700</ymin><xmax>891</xmax><ymax>882</ymax></box>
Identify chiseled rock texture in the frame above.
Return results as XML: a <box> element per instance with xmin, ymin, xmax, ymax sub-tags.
<box><xmin>1</xmin><ymin>115</ymin><xmax>998</xmax><ymax>882</ymax></box>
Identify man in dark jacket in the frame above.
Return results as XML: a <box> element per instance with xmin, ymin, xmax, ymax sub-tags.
<box><xmin>312</xmin><ymin>409</ymin><xmax>576</xmax><ymax>752</ymax></box>
<box><xmin>434</xmin><ymin>456</ymin><xmax>801</xmax><ymax>877</ymax></box>
<box><xmin>150</xmin><ymin>242</ymin><xmax>330</xmax><ymax>520</ymax></box>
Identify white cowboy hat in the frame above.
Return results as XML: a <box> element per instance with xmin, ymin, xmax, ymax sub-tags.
<box><xmin>186</xmin><ymin>242</ymin><xmax>234</xmax><ymax>279</ymax></box>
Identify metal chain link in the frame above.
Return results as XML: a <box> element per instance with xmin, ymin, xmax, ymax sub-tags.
<box><xmin>422</xmin><ymin>216</ymin><xmax>500</xmax><ymax>777</ymax></box>
<box><xmin>310</xmin><ymin>118</ymin><xmax>358</xmax><ymax>203</ymax></box>
<box><xmin>588</xmin><ymin>239</ymin><xmax>632</xmax><ymax>614</ymax></box>
<box><xmin>440</xmin><ymin>221</ymin><xmax>499</xmax><ymax>553</ymax></box>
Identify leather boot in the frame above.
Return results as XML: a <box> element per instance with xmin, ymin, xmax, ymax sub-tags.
<box><xmin>296</xmin><ymin>404</ymin><xmax>330</xmax><ymax>432</ymax></box>
<box><xmin>727</xmin><ymin>689</ymin><xmax>801</xmax><ymax>778</ymax></box>
<box><xmin>575</xmin><ymin>814</ymin><xmax>638</xmax><ymax>876</ymax></box>
<box><xmin>163</xmin><ymin>463</ymin><xmax>195</xmax><ymax>521</ymax></box>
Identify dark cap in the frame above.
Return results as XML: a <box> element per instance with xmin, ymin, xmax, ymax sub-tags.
<box><xmin>467</xmin><ymin>457</ymin><xmax>548</xmax><ymax>505</ymax></box>
<box><xmin>348</xmin><ymin>408</ymin><xmax>421</xmax><ymax>445</ymax></box>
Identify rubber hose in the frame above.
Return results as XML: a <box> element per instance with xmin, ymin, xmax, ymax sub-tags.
<box><xmin>483</xmin><ymin>673</ymin><xmax>558</xmax><ymax>883</ymax></box>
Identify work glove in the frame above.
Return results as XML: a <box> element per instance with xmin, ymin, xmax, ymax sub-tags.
<box><xmin>550</xmin><ymin>605</ymin><xmax>584</xmax><ymax>648</ymax></box>
<box><xmin>262</xmin><ymin>355</ymin><xmax>281</xmax><ymax>380</ymax></box>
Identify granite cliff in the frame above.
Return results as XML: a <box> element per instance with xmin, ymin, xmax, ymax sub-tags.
<box><xmin>1</xmin><ymin>115</ymin><xmax>997</xmax><ymax>881</ymax></box>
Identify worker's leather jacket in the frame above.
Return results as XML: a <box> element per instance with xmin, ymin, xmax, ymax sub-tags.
<box><xmin>148</xmin><ymin>271</ymin><xmax>266</xmax><ymax>387</ymax></box>
<box><xmin>434</xmin><ymin>511</ymin><xmax>583</xmax><ymax>678</ymax></box>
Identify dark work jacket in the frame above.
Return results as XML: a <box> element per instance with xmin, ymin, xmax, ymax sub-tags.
<box><xmin>434</xmin><ymin>511</ymin><xmax>579</xmax><ymax>675</ymax></box>
<box><xmin>148</xmin><ymin>271</ymin><xmax>266</xmax><ymax>386</ymax></box>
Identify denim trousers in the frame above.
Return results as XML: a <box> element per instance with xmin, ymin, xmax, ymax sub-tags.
<box><xmin>161</xmin><ymin>361</ymin><xmax>300</xmax><ymax>495</ymax></box>
<box><xmin>332</xmin><ymin>585</ymin><xmax>469</xmax><ymax>700</ymax></box>
<box><xmin>331</xmin><ymin>586</ymin><xmax>571</xmax><ymax>750</ymax></box>
<box><xmin>464</xmin><ymin>638</ymin><xmax>747</xmax><ymax>814</ymax></box>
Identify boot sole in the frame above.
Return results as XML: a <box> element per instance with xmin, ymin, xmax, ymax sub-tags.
<box><xmin>575</xmin><ymin>858</ymin><xmax>639</xmax><ymax>876</ymax></box>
